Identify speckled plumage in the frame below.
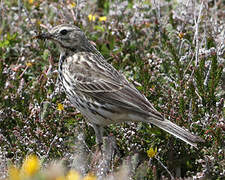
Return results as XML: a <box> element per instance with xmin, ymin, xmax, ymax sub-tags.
<box><xmin>37</xmin><ymin>24</ymin><xmax>204</xmax><ymax>146</ymax></box>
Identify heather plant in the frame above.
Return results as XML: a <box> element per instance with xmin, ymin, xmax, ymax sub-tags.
<box><xmin>0</xmin><ymin>0</ymin><xmax>224</xmax><ymax>179</ymax></box>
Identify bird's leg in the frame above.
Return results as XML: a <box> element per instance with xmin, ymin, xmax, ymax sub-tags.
<box><xmin>90</xmin><ymin>124</ymin><xmax>104</xmax><ymax>168</ymax></box>
<box><xmin>92</xmin><ymin>124</ymin><xmax>104</xmax><ymax>151</ymax></box>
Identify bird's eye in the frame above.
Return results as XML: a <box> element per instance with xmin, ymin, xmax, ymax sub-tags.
<box><xmin>60</xmin><ymin>29</ymin><xmax>68</xmax><ymax>35</ymax></box>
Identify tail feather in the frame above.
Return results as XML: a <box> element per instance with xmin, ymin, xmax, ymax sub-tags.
<box><xmin>149</xmin><ymin>119</ymin><xmax>204</xmax><ymax>147</ymax></box>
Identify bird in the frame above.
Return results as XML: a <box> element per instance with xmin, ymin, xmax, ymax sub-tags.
<box><xmin>36</xmin><ymin>24</ymin><xmax>204</xmax><ymax>147</ymax></box>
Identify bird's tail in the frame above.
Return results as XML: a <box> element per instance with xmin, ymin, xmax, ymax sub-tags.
<box><xmin>149</xmin><ymin>118</ymin><xmax>204</xmax><ymax>147</ymax></box>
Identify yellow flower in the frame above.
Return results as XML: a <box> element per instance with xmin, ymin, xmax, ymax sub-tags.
<box><xmin>83</xmin><ymin>173</ymin><xmax>97</xmax><ymax>180</ymax></box>
<box><xmin>21</xmin><ymin>154</ymin><xmax>40</xmax><ymax>177</ymax></box>
<box><xmin>26</xmin><ymin>62</ymin><xmax>32</xmax><ymax>67</ymax></box>
<box><xmin>28</xmin><ymin>0</ymin><xmax>34</xmax><ymax>4</ymax></box>
<box><xmin>147</xmin><ymin>147</ymin><xmax>157</xmax><ymax>158</ymax></box>
<box><xmin>98</xmin><ymin>16</ymin><xmax>107</xmax><ymax>22</ymax></box>
<box><xmin>69</xmin><ymin>2</ymin><xmax>76</xmax><ymax>8</ymax></box>
<box><xmin>8</xmin><ymin>166</ymin><xmax>20</xmax><ymax>180</ymax></box>
<box><xmin>88</xmin><ymin>14</ymin><xmax>96</xmax><ymax>21</ymax></box>
<box><xmin>66</xmin><ymin>170</ymin><xmax>81</xmax><ymax>180</ymax></box>
<box><xmin>57</xmin><ymin>103</ymin><xmax>64</xmax><ymax>111</ymax></box>
<box><xmin>56</xmin><ymin>176</ymin><xmax>66</xmax><ymax>180</ymax></box>
<box><xmin>178</xmin><ymin>32</ymin><xmax>184</xmax><ymax>39</ymax></box>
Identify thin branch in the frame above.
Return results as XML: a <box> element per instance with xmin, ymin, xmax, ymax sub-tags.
<box><xmin>193</xmin><ymin>1</ymin><xmax>204</xmax><ymax>67</ymax></box>
<box><xmin>155</xmin><ymin>156</ymin><xmax>174</xmax><ymax>180</ymax></box>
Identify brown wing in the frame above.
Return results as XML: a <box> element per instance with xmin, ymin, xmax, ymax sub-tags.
<box><xmin>64</xmin><ymin>52</ymin><xmax>163</xmax><ymax>119</ymax></box>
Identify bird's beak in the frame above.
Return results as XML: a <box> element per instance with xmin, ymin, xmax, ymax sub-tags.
<box><xmin>33</xmin><ymin>32</ymin><xmax>53</xmax><ymax>40</ymax></box>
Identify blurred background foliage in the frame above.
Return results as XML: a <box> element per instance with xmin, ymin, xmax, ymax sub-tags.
<box><xmin>0</xmin><ymin>0</ymin><xmax>224</xmax><ymax>179</ymax></box>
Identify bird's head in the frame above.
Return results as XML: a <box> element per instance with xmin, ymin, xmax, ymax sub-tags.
<box><xmin>36</xmin><ymin>24</ymin><xmax>90</xmax><ymax>52</ymax></box>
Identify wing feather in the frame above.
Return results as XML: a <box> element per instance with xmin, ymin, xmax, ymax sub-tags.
<box><xmin>64</xmin><ymin>52</ymin><xmax>163</xmax><ymax>119</ymax></box>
